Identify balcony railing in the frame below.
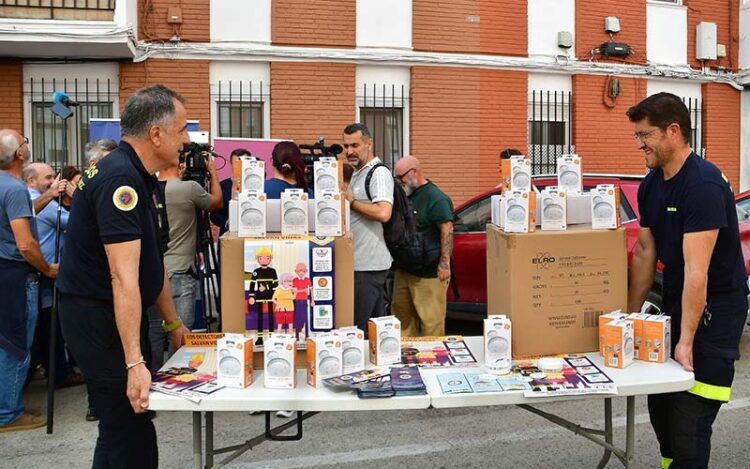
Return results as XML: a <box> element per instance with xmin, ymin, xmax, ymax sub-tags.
<box><xmin>0</xmin><ymin>0</ymin><xmax>115</xmax><ymax>21</ymax></box>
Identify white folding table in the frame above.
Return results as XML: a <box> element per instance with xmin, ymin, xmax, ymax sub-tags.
<box><xmin>149</xmin><ymin>336</ymin><xmax>693</xmax><ymax>469</ymax></box>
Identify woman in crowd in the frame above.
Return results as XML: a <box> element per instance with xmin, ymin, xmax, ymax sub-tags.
<box><xmin>264</xmin><ymin>141</ymin><xmax>312</xmax><ymax>198</ymax></box>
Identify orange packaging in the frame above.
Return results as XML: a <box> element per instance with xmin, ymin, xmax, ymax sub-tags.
<box><xmin>602</xmin><ymin>319</ymin><xmax>634</xmax><ymax>369</ymax></box>
<box><xmin>502</xmin><ymin>189</ymin><xmax>536</xmax><ymax>234</ymax></box>
<box><xmin>232</xmin><ymin>156</ymin><xmax>242</xmax><ymax>200</ymax></box>
<box><xmin>306</xmin><ymin>334</ymin><xmax>343</xmax><ymax>388</ymax></box>
<box><xmin>598</xmin><ymin>310</ymin><xmax>628</xmax><ymax>356</ymax></box>
<box><xmin>641</xmin><ymin>315</ymin><xmax>671</xmax><ymax>363</ymax></box>
<box><xmin>368</xmin><ymin>316</ymin><xmax>401</xmax><ymax>365</ymax></box>
<box><xmin>216</xmin><ymin>333</ymin><xmax>254</xmax><ymax>389</ymax></box>
<box><xmin>627</xmin><ymin>312</ymin><xmax>649</xmax><ymax>360</ymax></box>
<box><xmin>500</xmin><ymin>158</ymin><xmax>511</xmax><ymax>192</ymax></box>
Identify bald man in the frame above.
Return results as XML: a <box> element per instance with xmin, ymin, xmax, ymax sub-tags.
<box><xmin>391</xmin><ymin>155</ymin><xmax>455</xmax><ymax>337</ymax></box>
<box><xmin>0</xmin><ymin>129</ymin><xmax>57</xmax><ymax>432</ymax></box>
<box><xmin>24</xmin><ymin>163</ymin><xmax>68</xmax><ymax>215</ymax></box>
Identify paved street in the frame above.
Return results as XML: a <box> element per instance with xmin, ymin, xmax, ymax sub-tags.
<box><xmin>2</xmin><ymin>321</ymin><xmax>749</xmax><ymax>469</ymax></box>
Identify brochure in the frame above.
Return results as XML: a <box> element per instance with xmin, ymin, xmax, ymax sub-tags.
<box><xmin>400</xmin><ymin>336</ymin><xmax>478</xmax><ymax>368</ymax></box>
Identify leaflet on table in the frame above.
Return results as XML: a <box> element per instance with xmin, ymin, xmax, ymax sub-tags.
<box><xmin>390</xmin><ymin>366</ymin><xmax>427</xmax><ymax>396</ymax></box>
<box><xmin>517</xmin><ymin>355</ymin><xmax>617</xmax><ymax>398</ymax></box>
<box><xmin>150</xmin><ymin>348</ymin><xmax>224</xmax><ymax>403</ymax></box>
<box><xmin>399</xmin><ymin>336</ymin><xmax>478</xmax><ymax>367</ymax></box>
<box><xmin>322</xmin><ymin>367</ymin><xmax>392</xmax><ymax>388</ymax></box>
<box><xmin>437</xmin><ymin>372</ymin><xmax>474</xmax><ymax>394</ymax></box>
<box><xmin>243</xmin><ymin>236</ymin><xmax>335</xmax><ymax>342</ymax></box>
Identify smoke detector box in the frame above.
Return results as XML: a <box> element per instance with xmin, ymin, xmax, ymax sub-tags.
<box><xmin>167</xmin><ymin>7</ymin><xmax>183</xmax><ymax>24</ymax></box>
<box><xmin>696</xmin><ymin>22</ymin><xmax>718</xmax><ymax>61</ymax></box>
<box><xmin>604</xmin><ymin>16</ymin><xmax>621</xmax><ymax>34</ymax></box>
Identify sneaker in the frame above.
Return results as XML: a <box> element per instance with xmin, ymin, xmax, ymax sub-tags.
<box><xmin>0</xmin><ymin>412</ymin><xmax>46</xmax><ymax>433</ymax></box>
<box><xmin>275</xmin><ymin>410</ymin><xmax>294</xmax><ymax>418</ymax></box>
<box><xmin>85</xmin><ymin>407</ymin><xmax>99</xmax><ymax>422</ymax></box>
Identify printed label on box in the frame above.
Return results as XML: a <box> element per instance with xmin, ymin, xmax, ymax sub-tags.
<box><xmin>312</xmin><ymin>304</ymin><xmax>334</xmax><ymax>329</ymax></box>
<box><xmin>313</xmin><ymin>276</ymin><xmax>333</xmax><ymax>301</ymax></box>
<box><xmin>312</xmin><ymin>247</ymin><xmax>333</xmax><ymax>272</ymax></box>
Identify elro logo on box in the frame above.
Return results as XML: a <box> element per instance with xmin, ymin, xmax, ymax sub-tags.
<box><xmin>532</xmin><ymin>252</ymin><xmax>556</xmax><ymax>269</ymax></box>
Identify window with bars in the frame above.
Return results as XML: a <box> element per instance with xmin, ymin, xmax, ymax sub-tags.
<box><xmin>358</xmin><ymin>84</ymin><xmax>406</xmax><ymax>170</ymax></box>
<box><xmin>26</xmin><ymin>77</ymin><xmax>116</xmax><ymax>171</ymax></box>
<box><xmin>682</xmin><ymin>96</ymin><xmax>704</xmax><ymax>156</ymax></box>
<box><xmin>528</xmin><ymin>90</ymin><xmax>573</xmax><ymax>175</ymax></box>
<box><xmin>213</xmin><ymin>80</ymin><xmax>267</xmax><ymax>139</ymax></box>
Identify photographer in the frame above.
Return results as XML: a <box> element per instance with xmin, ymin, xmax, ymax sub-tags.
<box><xmin>147</xmin><ymin>154</ymin><xmax>222</xmax><ymax>372</ymax></box>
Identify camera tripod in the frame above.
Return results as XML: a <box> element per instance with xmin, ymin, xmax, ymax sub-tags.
<box><xmin>195</xmin><ymin>206</ymin><xmax>222</xmax><ymax>332</ymax></box>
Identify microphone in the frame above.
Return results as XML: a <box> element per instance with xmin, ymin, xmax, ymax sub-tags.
<box><xmin>52</xmin><ymin>91</ymin><xmax>80</xmax><ymax>107</ymax></box>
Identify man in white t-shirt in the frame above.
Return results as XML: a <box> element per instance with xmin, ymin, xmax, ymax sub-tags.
<box><xmin>342</xmin><ymin>123</ymin><xmax>394</xmax><ymax>332</ymax></box>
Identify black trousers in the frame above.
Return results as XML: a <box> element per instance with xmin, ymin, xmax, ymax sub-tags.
<box><xmin>354</xmin><ymin>270</ymin><xmax>389</xmax><ymax>334</ymax></box>
<box><xmin>59</xmin><ymin>294</ymin><xmax>157</xmax><ymax>469</ymax></box>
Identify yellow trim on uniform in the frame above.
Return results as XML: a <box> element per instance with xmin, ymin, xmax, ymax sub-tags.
<box><xmin>688</xmin><ymin>380</ymin><xmax>732</xmax><ymax>402</ymax></box>
<box><xmin>661</xmin><ymin>456</ymin><xmax>673</xmax><ymax>469</ymax></box>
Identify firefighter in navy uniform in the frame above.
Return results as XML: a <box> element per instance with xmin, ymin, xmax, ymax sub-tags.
<box><xmin>626</xmin><ymin>92</ymin><xmax>748</xmax><ymax>469</ymax></box>
<box><xmin>57</xmin><ymin>85</ymin><xmax>190</xmax><ymax>469</ymax></box>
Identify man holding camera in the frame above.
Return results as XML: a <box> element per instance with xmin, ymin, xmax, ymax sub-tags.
<box><xmin>148</xmin><ymin>152</ymin><xmax>222</xmax><ymax>371</ymax></box>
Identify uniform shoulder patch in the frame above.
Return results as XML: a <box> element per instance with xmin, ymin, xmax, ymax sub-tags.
<box><xmin>113</xmin><ymin>185</ymin><xmax>139</xmax><ymax>211</ymax></box>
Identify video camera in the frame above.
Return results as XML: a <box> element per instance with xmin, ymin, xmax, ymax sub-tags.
<box><xmin>299</xmin><ymin>137</ymin><xmax>343</xmax><ymax>190</ymax></box>
<box><xmin>180</xmin><ymin>132</ymin><xmax>220</xmax><ymax>187</ymax></box>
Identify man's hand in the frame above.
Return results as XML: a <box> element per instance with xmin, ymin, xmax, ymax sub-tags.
<box><xmin>46</xmin><ymin>263</ymin><xmax>59</xmax><ymax>279</ymax></box>
<box><xmin>344</xmin><ymin>189</ymin><xmax>355</xmax><ymax>203</ymax></box>
<box><xmin>437</xmin><ymin>262</ymin><xmax>451</xmax><ymax>282</ymax></box>
<box><xmin>126</xmin><ymin>364</ymin><xmax>151</xmax><ymax>413</ymax></box>
<box><xmin>169</xmin><ymin>324</ymin><xmax>190</xmax><ymax>351</ymax></box>
<box><xmin>64</xmin><ymin>180</ymin><xmax>76</xmax><ymax>198</ymax></box>
<box><xmin>674</xmin><ymin>340</ymin><xmax>694</xmax><ymax>372</ymax></box>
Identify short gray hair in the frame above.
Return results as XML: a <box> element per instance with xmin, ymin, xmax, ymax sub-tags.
<box><xmin>120</xmin><ymin>84</ymin><xmax>186</xmax><ymax>139</ymax></box>
<box><xmin>21</xmin><ymin>164</ymin><xmax>39</xmax><ymax>182</ymax></box>
<box><xmin>0</xmin><ymin>130</ymin><xmax>21</xmax><ymax>170</ymax></box>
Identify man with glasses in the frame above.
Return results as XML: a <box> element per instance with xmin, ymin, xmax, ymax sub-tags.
<box><xmin>626</xmin><ymin>92</ymin><xmax>747</xmax><ymax>468</ymax></box>
<box><xmin>390</xmin><ymin>155</ymin><xmax>454</xmax><ymax>336</ymax></box>
<box><xmin>0</xmin><ymin>129</ymin><xmax>58</xmax><ymax>433</ymax></box>
<box><xmin>342</xmin><ymin>123</ymin><xmax>394</xmax><ymax>332</ymax></box>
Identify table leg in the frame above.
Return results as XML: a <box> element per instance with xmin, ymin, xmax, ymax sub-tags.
<box><xmin>625</xmin><ymin>396</ymin><xmax>636</xmax><ymax>469</ymax></box>
<box><xmin>206</xmin><ymin>412</ymin><xmax>214</xmax><ymax>469</ymax></box>
<box><xmin>193</xmin><ymin>411</ymin><xmax>203</xmax><ymax>469</ymax></box>
<box><xmin>596</xmin><ymin>398</ymin><xmax>614</xmax><ymax>469</ymax></box>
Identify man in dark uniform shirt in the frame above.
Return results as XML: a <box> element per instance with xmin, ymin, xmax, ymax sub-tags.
<box><xmin>626</xmin><ymin>92</ymin><xmax>748</xmax><ymax>469</ymax></box>
<box><xmin>57</xmin><ymin>84</ymin><xmax>190</xmax><ymax>468</ymax></box>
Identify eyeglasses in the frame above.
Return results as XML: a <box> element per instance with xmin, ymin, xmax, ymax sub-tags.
<box><xmin>396</xmin><ymin>168</ymin><xmax>415</xmax><ymax>181</ymax></box>
<box><xmin>633</xmin><ymin>129</ymin><xmax>658</xmax><ymax>141</ymax></box>
<box><xmin>15</xmin><ymin>136</ymin><xmax>28</xmax><ymax>154</ymax></box>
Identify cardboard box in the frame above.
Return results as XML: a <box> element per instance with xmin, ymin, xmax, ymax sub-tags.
<box><xmin>509</xmin><ymin>155</ymin><xmax>532</xmax><ymax>192</ymax></box>
<box><xmin>487</xmin><ymin>223</ymin><xmax>627</xmax><ymax>357</ymax></box>
<box><xmin>540</xmin><ymin>186</ymin><xmax>567</xmax><ymax>231</ymax></box>
<box><xmin>220</xmin><ymin>233</ymin><xmax>355</xmax><ymax>368</ymax></box>
<box><xmin>641</xmin><ymin>315</ymin><xmax>671</xmax><ymax>363</ymax></box>
<box><xmin>602</xmin><ymin>319</ymin><xmax>634</xmax><ymax>369</ymax></box>
<box><xmin>241</xmin><ymin>157</ymin><xmax>266</xmax><ymax>192</ymax></box>
<box><xmin>313</xmin><ymin>157</ymin><xmax>341</xmax><ymax>191</ymax></box>
<box><xmin>315</xmin><ymin>190</ymin><xmax>344</xmax><ymax>237</ymax></box>
<box><xmin>334</xmin><ymin>326</ymin><xmax>366</xmax><ymax>374</ymax></box>
<box><xmin>264</xmin><ymin>333</ymin><xmax>297</xmax><ymax>388</ymax></box>
<box><xmin>217</xmin><ymin>333</ymin><xmax>254</xmax><ymax>388</ymax></box>
<box><xmin>557</xmin><ymin>154</ymin><xmax>582</xmax><ymax>194</ymax></box>
<box><xmin>599</xmin><ymin>310</ymin><xmax>629</xmax><ymax>356</ymax></box>
<box><xmin>281</xmin><ymin>189</ymin><xmax>309</xmax><ymax>236</ymax></box>
<box><xmin>503</xmin><ymin>189</ymin><xmax>536</xmax><ymax>233</ymax></box>
<box><xmin>306</xmin><ymin>333</ymin><xmax>343</xmax><ymax>387</ymax></box>
<box><xmin>591</xmin><ymin>184</ymin><xmax>621</xmax><ymax>230</ymax></box>
<box><xmin>238</xmin><ymin>190</ymin><xmax>267</xmax><ymax>238</ymax></box>
<box><xmin>368</xmin><ymin>316</ymin><xmax>402</xmax><ymax>365</ymax></box>
<box><xmin>484</xmin><ymin>315</ymin><xmax>512</xmax><ymax>369</ymax></box>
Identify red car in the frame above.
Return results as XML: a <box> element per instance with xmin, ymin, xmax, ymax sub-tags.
<box><xmin>448</xmin><ymin>174</ymin><xmax>750</xmax><ymax>318</ymax></box>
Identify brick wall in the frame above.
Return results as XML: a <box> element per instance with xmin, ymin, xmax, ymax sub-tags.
<box><xmin>571</xmin><ymin>74</ymin><xmax>647</xmax><ymax>174</ymax></box>
<box><xmin>138</xmin><ymin>0</ymin><xmax>210</xmax><ymax>42</ymax></box>
<box><xmin>119</xmin><ymin>59</ymin><xmax>211</xmax><ymax>129</ymax></box>
<box><xmin>272</xmin><ymin>0</ymin><xmax>355</xmax><ymax>48</ymax></box>
<box><xmin>576</xmin><ymin>0</ymin><xmax>647</xmax><ymax>64</ymax></box>
<box><xmin>413</xmin><ymin>1</ymin><xmax>526</xmax><ymax>55</ymax></box>
<box><xmin>702</xmin><ymin>83</ymin><xmax>741</xmax><ymax>189</ymax></box>
<box><xmin>270</xmin><ymin>62</ymin><xmax>355</xmax><ymax>143</ymax></box>
<box><xmin>411</xmin><ymin>67</ymin><xmax>527</xmax><ymax>204</ymax></box>
<box><xmin>686</xmin><ymin>0</ymin><xmax>739</xmax><ymax>71</ymax></box>
<box><xmin>0</xmin><ymin>61</ymin><xmax>23</xmax><ymax>131</ymax></box>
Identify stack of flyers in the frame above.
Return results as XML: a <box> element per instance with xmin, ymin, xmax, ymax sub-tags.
<box><xmin>496</xmin><ymin>377</ymin><xmax>532</xmax><ymax>392</ymax></box>
<box><xmin>322</xmin><ymin>367</ymin><xmax>391</xmax><ymax>389</ymax></box>
<box><xmin>437</xmin><ymin>372</ymin><xmax>473</xmax><ymax>394</ymax></box>
<box><xmin>353</xmin><ymin>376</ymin><xmax>395</xmax><ymax>399</ymax></box>
<box><xmin>390</xmin><ymin>366</ymin><xmax>427</xmax><ymax>396</ymax></box>
<box><xmin>150</xmin><ymin>368</ymin><xmax>224</xmax><ymax>403</ymax></box>
<box><xmin>466</xmin><ymin>373</ymin><xmax>504</xmax><ymax>393</ymax></box>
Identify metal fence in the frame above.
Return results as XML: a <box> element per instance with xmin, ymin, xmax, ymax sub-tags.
<box><xmin>26</xmin><ymin>77</ymin><xmax>116</xmax><ymax>171</ymax></box>
<box><xmin>0</xmin><ymin>0</ymin><xmax>115</xmax><ymax>9</ymax></box>
<box><xmin>212</xmin><ymin>80</ymin><xmax>267</xmax><ymax>139</ymax></box>
<box><xmin>528</xmin><ymin>90</ymin><xmax>574</xmax><ymax>175</ymax></box>
<box><xmin>682</xmin><ymin>96</ymin><xmax>704</xmax><ymax>157</ymax></box>
<box><xmin>358</xmin><ymin>83</ymin><xmax>406</xmax><ymax>171</ymax></box>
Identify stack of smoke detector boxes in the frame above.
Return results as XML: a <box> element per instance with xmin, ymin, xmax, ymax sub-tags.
<box><xmin>484</xmin><ymin>315</ymin><xmax>512</xmax><ymax>372</ymax></box>
<box><xmin>598</xmin><ymin>310</ymin><xmax>671</xmax><ymax>368</ymax></box>
<box><xmin>628</xmin><ymin>312</ymin><xmax>670</xmax><ymax>363</ymax></box>
<box><xmin>368</xmin><ymin>316</ymin><xmax>402</xmax><ymax>365</ymax></box>
<box><xmin>591</xmin><ymin>184</ymin><xmax>620</xmax><ymax>230</ymax></box>
<box><xmin>601</xmin><ymin>317</ymin><xmax>634</xmax><ymax>369</ymax></box>
<box><xmin>540</xmin><ymin>186</ymin><xmax>567</xmax><ymax>231</ymax></box>
<box><xmin>237</xmin><ymin>156</ymin><xmax>267</xmax><ymax>237</ymax></box>
<box><xmin>334</xmin><ymin>326</ymin><xmax>366</xmax><ymax>374</ymax></box>
<box><xmin>313</xmin><ymin>157</ymin><xmax>345</xmax><ymax>236</ymax></box>
<box><xmin>306</xmin><ymin>333</ymin><xmax>343</xmax><ymax>388</ymax></box>
<box><xmin>217</xmin><ymin>333</ymin><xmax>254</xmax><ymax>389</ymax></box>
<box><xmin>264</xmin><ymin>333</ymin><xmax>297</xmax><ymax>389</ymax></box>
<box><xmin>598</xmin><ymin>310</ymin><xmax>629</xmax><ymax>356</ymax></box>
<box><xmin>492</xmin><ymin>155</ymin><xmax>536</xmax><ymax>233</ymax></box>
<box><xmin>281</xmin><ymin>188</ymin><xmax>309</xmax><ymax>236</ymax></box>
<box><xmin>557</xmin><ymin>154</ymin><xmax>582</xmax><ymax>194</ymax></box>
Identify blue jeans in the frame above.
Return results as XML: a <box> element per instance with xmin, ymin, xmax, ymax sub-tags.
<box><xmin>0</xmin><ymin>273</ymin><xmax>39</xmax><ymax>425</ymax></box>
<box><xmin>147</xmin><ymin>272</ymin><xmax>197</xmax><ymax>373</ymax></box>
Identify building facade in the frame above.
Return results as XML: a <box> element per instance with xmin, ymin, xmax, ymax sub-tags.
<box><xmin>0</xmin><ymin>0</ymin><xmax>746</xmax><ymax>203</ymax></box>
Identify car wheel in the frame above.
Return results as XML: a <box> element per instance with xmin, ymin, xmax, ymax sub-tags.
<box><xmin>645</xmin><ymin>282</ymin><xmax>662</xmax><ymax>313</ymax></box>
